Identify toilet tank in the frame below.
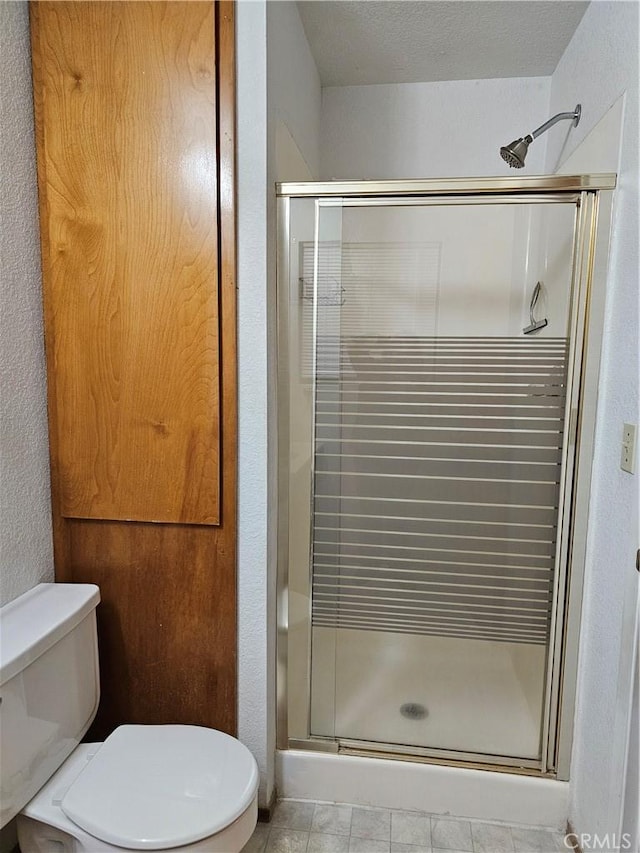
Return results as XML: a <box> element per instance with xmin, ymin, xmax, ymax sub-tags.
<box><xmin>0</xmin><ymin>583</ymin><xmax>100</xmax><ymax>828</ymax></box>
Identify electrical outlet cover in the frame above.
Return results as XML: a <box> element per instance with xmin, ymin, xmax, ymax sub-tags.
<box><xmin>620</xmin><ymin>422</ymin><xmax>637</xmax><ymax>474</ymax></box>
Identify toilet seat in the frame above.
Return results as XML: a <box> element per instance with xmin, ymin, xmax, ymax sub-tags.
<box><xmin>60</xmin><ymin>725</ymin><xmax>259</xmax><ymax>850</ymax></box>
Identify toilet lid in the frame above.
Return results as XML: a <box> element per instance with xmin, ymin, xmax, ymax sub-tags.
<box><xmin>61</xmin><ymin>725</ymin><xmax>259</xmax><ymax>850</ymax></box>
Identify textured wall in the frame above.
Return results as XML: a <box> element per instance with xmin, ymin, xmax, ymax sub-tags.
<box><xmin>545</xmin><ymin>1</ymin><xmax>640</xmax><ymax>840</ymax></box>
<box><xmin>236</xmin><ymin>0</ymin><xmax>273</xmax><ymax>807</ymax></box>
<box><xmin>320</xmin><ymin>76</ymin><xmax>551</xmax><ymax>179</ymax></box>
<box><xmin>0</xmin><ymin>1</ymin><xmax>54</xmax><ymax>609</ymax></box>
<box><xmin>237</xmin><ymin>0</ymin><xmax>322</xmax><ymax>806</ymax></box>
<box><xmin>267</xmin><ymin>0</ymin><xmax>322</xmax><ymax>180</ymax></box>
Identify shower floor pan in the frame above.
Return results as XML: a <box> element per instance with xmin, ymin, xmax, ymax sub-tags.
<box><xmin>309</xmin><ymin>627</ymin><xmax>546</xmax><ymax>763</ymax></box>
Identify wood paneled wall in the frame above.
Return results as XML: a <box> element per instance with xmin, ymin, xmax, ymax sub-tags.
<box><xmin>30</xmin><ymin>1</ymin><xmax>237</xmax><ymax>738</ymax></box>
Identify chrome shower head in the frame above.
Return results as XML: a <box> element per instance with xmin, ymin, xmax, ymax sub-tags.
<box><xmin>500</xmin><ymin>104</ymin><xmax>581</xmax><ymax>169</ymax></box>
<box><xmin>500</xmin><ymin>136</ymin><xmax>532</xmax><ymax>169</ymax></box>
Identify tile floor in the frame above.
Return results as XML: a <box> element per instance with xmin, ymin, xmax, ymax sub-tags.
<box><xmin>242</xmin><ymin>801</ymin><xmax>569</xmax><ymax>853</ymax></box>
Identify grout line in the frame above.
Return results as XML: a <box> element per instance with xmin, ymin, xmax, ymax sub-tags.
<box><xmin>255</xmin><ymin>800</ymin><xmax>569</xmax><ymax>853</ymax></box>
<box><xmin>273</xmin><ymin>798</ymin><xmax>567</xmax><ymax>834</ymax></box>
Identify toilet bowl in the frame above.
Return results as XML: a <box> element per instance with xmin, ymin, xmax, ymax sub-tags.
<box><xmin>18</xmin><ymin>727</ymin><xmax>258</xmax><ymax>853</ymax></box>
<box><xmin>0</xmin><ymin>584</ymin><xmax>258</xmax><ymax>853</ymax></box>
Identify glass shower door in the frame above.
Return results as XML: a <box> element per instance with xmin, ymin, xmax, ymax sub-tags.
<box><xmin>306</xmin><ymin>197</ymin><xmax>579</xmax><ymax>762</ymax></box>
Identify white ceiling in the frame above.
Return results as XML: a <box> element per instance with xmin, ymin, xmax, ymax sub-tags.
<box><xmin>297</xmin><ymin>1</ymin><xmax>589</xmax><ymax>87</ymax></box>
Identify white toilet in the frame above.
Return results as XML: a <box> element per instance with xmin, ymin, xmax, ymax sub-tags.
<box><xmin>0</xmin><ymin>583</ymin><xmax>259</xmax><ymax>852</ymax></box>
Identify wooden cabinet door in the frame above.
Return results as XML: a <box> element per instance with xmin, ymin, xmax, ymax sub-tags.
<box><xmin>31</xmin><ymin>1</ymin><xmax>237</xmax><ymax>736</ymax></box>
<box><xmin>32</xmin><ymin>1</ymin><xmax>220</xmax><ymax>525</ymax></box>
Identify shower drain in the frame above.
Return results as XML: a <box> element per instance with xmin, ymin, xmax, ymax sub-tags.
<box><xmin>400</xmin><ymin>702</ymin><xmax>428</xmax><ymax>721</ymax></box>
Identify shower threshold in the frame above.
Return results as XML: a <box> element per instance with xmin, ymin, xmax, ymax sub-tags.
<box><xmin>288</xmin><ymin>736</ymin><xmax>548</xmax><ymax>775</ymax></box>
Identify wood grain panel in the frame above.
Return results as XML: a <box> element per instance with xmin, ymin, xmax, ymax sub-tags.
<box><xmin>31</xmin><ymin>2</ymin><xmax>237</xmax><ymax>736</ymax></box>
<box><xmin>33</xmin><ymin>1</ymin><xmax>220</xmax><ymax>525</ymax></box>
<box><xmin>66</xmin><ymin>517</ymin><xmax>236</xmax><ymax>737</ymax></box>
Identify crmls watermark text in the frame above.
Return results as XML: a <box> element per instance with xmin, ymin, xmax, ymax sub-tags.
<box><xmin>564</xmin><ymin>832</ymin><xmax>633</xmax><ymax>851</ymax></box>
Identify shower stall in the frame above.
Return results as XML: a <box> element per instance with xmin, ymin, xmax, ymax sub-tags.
<box><xmin>276</xmin><ymin>175</ymin><xmax>615</xmax><ymax>782</ymax></box>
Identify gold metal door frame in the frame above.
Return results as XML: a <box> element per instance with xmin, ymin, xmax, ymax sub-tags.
<box><xmin>276</xmin><ymin>175</ymin><xmax>616</xmax><ymax>779</ymax></box>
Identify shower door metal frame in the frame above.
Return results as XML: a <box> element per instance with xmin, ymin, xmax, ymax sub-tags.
<box><xmin>276</xmin><ymin>175</ymin><xmax>617</xmax><ymax>780</ymax></box>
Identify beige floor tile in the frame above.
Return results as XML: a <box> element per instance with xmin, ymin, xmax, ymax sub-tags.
<box><xmin>351</xmin><ymin>807</ymin><xmax>392</xmax><ymax>841</ymax></box>
<box><xmin>267</xmin><ymin>827</ymin><xmax>310</xmax><ymax>853</ymax></box>
<box><xmin>471</xmin><ymin>823</ymin><xmax>514</xmax><ymax>853</ymax></box>
<box><xmin>349</xmin><ymin>837</ymin><xmax>391</xmax><ymax>853</ymax></box>
<box><xmin>272</xmin><ymin>801</ymin><xmax>316</xmax><ymax>831</ymax></box>
<box><xmin>430</xmin><ymin>819</ymin><xmax>473</xmax><ymax>852</ymax></box>
<box><xmin>391</xmin><ymin>812</ymin><xmax>432</xmax><ymax>847</ymax></box>
<box><xmin>308</xmin><ymin>832</ymin><xmax>351</xmax><ymax>853</ymax></box>
<box><xmin>511</xmin><ymin>828</ymin><xmax>565</xmax><ymax>853</ymax></box>
<box><xmin>312</xmin><ymin>804</ymin><xmax>353</xmax><ymax>836</ymax></box>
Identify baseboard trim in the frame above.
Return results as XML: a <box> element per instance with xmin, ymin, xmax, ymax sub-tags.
<box><xmin>258</xmin><ymin>787</ymin><xmax>278</xmax><ymax>823</ymax></box>
<box><xmin>565</xmin><ymin>820</ymin><xmax>583</xmax><ymax>853</ymax></box>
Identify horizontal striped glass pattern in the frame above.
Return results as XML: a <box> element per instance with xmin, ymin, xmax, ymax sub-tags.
<box><xmin>299</xmin><ymin>240</ymin><xmax>440</xmax><ymax>376</ymax></box>
<box><xmin>311</xmin><ymin>336</ymin><xmax>568</xmax><ymax>645</ymax></box>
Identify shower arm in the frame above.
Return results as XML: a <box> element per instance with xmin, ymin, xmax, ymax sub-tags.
<box><xmin>525</xmin><ymin>105</ymin><xmax>582</xmax><ymax>143</ymax></box>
